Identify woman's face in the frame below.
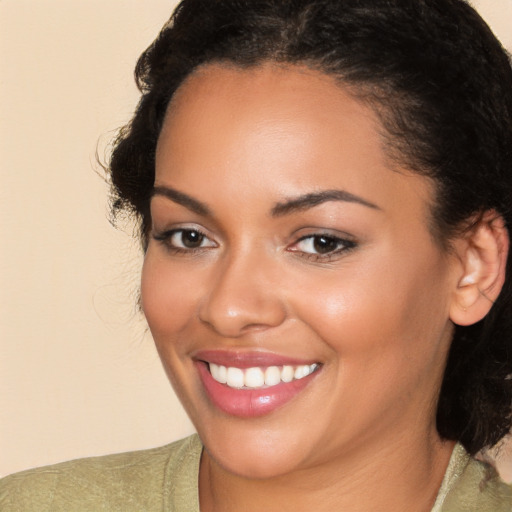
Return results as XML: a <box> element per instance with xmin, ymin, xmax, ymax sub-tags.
<box><xmin>142</xmin><ymin>64</ymin><xmax>459</xmax><ymax>478</ymax></box>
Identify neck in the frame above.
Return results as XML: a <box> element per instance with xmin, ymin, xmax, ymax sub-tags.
<box><xmin>199</xmin><ymin>429</ymin><xmax>456</xmax><ymax>512</ymax></box>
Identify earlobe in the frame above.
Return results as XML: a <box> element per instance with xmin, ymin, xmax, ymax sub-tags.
<box><xmin>450</xmin><ymin>212</ymin><xmax>509</xmax><ymax>326</ymax></box>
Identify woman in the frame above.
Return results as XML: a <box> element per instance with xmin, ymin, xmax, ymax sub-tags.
<box><xmin>2</xmin><ymin>0</ymin><xmax>511</xmax><ymax>510</ymax></box>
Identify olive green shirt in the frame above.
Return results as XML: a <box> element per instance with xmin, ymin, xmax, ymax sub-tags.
<box><xmin>1</xmin><ymin>435</ymin><xmax>511</xmax><ymax>511</ymax></box>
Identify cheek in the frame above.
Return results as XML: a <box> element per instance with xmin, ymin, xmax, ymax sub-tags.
<box><xmin>288</xmin><ymin>252</ymin><xmax>453</xmax><ymax>436</ymax></box>
<box><xmin>289</xmin><ymin>246</ymin><xmax>452</xmax><ymax>365</ymax></box>
<box><xmin>140</xmin><ymin>251</ymin><xmax>207</xmax><ymax>412</ymax></box>
<box><xmin>140</xmin><ymin>251</ymin><xmax>202</xmax><ymax>342</ymax></box>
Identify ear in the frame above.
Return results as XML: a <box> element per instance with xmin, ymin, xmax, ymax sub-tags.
<box><xmin>450</xmin><ymin>211</ymin><xmax>509</xmax><ymax>326</ymax></box>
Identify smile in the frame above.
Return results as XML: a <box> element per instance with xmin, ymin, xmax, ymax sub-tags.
<box><xmin>195</xmin><ymin>352</ymin><xmax>322</xmax><ymax>417</ymax></box>
<box><xmin>209</xmin><ymin>363</ymin><xmax>319</xmax><ymax>389</ymax></box>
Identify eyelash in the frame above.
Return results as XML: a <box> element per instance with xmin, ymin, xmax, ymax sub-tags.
<box><xmin>152</xmin><ymin>229</ymin><xmax>357</xmax><ymax>261</ymax></box>
<box><xmin>152</xmin><ymin>228</ymin><xmax>215</xmax><ymax>254</ymax></box>
<box><xmin>289</xmin><ymin>233</ymin><xmax>357</xmax><ymax>262</ymax></box>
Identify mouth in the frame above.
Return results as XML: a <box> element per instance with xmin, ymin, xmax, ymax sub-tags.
<box><xmin>194</xmin><ymin>351</ymin><xmax>322</xmax><ymax>417</ymax></box>
<box><xmin>208</xmin><ymin>362</ymin><xmax>319</xmax><ymax>389</ymax></box>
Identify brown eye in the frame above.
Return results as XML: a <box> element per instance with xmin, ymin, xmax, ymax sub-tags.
<box><xmin>295</xmin><ymin>235</ymin><xmax>345</xmax><ymax>255</ymax></box>
<box><xmin>312</xmin><ymin>235</ymin><xmax>340</xmax><ymax>254</ymax></box>
<box><xmin>179</xmin><ymin>230</ymin><xmax>205</xmax><ymax>248</ymax></box>
<box><xmin>290</xmin><ymin>233</ymin><xmax>356</xmax><ymax>259</ymax></box>
<box><xmin>152</xmin><ymin>228</ymin><xmax>216</xmax><ymax>251</ymax></box>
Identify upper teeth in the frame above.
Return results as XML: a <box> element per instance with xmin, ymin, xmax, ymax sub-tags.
<box><xmin>209</xmin><ymin>363</ymin><xmax>319</xmax><ymax>389</ymax></box>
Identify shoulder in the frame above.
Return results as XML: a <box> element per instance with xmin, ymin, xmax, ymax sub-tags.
<box><xmin>0</xmin><ymin>434</ymin><xmax>202</xmax><ymax>512</ymax></box>
<box><xmin>440</xmin><ymin>445</ymin><xmax>512</xmax><ymax>512</ymax></box>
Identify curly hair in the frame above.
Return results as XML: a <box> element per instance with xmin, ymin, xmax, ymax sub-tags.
<box><xmin>108</xmin><ymin>0</ymin><xmax>512</xmax><ymax>455</ymax></box>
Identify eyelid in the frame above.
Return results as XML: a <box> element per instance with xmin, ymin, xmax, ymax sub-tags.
<box><xmin>151</xmin><ymin>225</ymin><xmax>218</xmax><ymax>252</ymax></box>
<box><xmin>287</xmin><ymin>231</ymin><xmax>358</xmax><ymax>261</ymax></box>
<box><xmin>289</xmin><ymin>227</ymin><xmax>357</xmax><ymax>245</ymax></box>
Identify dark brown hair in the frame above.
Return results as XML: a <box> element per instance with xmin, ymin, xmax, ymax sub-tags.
<box><xmin>109</xmin><ymin>0</ymin><xmax>512</xmax><ymax>455</ymax></box>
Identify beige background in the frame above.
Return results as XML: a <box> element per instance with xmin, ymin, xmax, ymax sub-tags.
<box><xmin>1</xmin><ymin>0</ymin><xmax>511</xmax><ymax>479</ymax></box>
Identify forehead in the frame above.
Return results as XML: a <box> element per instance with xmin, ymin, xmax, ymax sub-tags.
<box><xmin>155</xmin><ymin>63</ymin><xmax>433</xmax><ymax>225</ymax></box>
<box><xmin>161</xmin><ymin>62</ymin><xmax>378</xmax><ymax>140</ymax></box>
<box><xmin>166</xmin><ymin>62</ymin><xmax>365</xmax><ymax>123</ymax></box>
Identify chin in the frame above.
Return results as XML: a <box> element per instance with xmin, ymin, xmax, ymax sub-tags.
<box><xmin>198</xmin><ymin>421</ymin><xmax>311</xmax><ymax>480</ymax></box>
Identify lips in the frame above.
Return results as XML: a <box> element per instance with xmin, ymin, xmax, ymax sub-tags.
<box><xmin>194</xmin><ymin>350</ymin><xmax>321</xmax><ymax>417</ymax></box>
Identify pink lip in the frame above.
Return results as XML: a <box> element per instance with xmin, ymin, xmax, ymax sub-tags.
<box><xmin>194</xmin><ymin>351</ymin><xmax>320</xmax><ymax>418</ymax></box>
<box><xmin>194</xmin><ymin>349</ymin><xmax>317</xmax><ymax>368</ymax></box>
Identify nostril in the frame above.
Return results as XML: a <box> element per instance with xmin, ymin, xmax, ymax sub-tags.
<box><xmin>198</xmin><ymin>298</ymin><xmax>285</xmax><ymax>338</ymax></box>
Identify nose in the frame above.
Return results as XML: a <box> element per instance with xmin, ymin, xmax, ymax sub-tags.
<box><xmin>198</xmin><ymin>248</ymin><xmax>287</xmax><ymax>337</ymax></box>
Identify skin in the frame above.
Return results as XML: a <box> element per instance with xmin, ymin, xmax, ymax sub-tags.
<box><xmin>142</xmin><ymin>63</ymin><xmax>466</xmax><ymax>511</ymax></box>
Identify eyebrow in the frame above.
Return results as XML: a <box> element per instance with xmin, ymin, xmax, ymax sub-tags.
<box><xmin>271</xmin><ymin>190</ymin><xmax>380</xmax><ymax>217</ymax></box>
<box><xmin>151</xmin><ymin>185</ymin><xmax>379</xmax><ymax>218</ymax></box>
<box><xmin>152</xmin><ymin>186</ymin><xmax>211</xmax><ymax>217</ymax></box>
